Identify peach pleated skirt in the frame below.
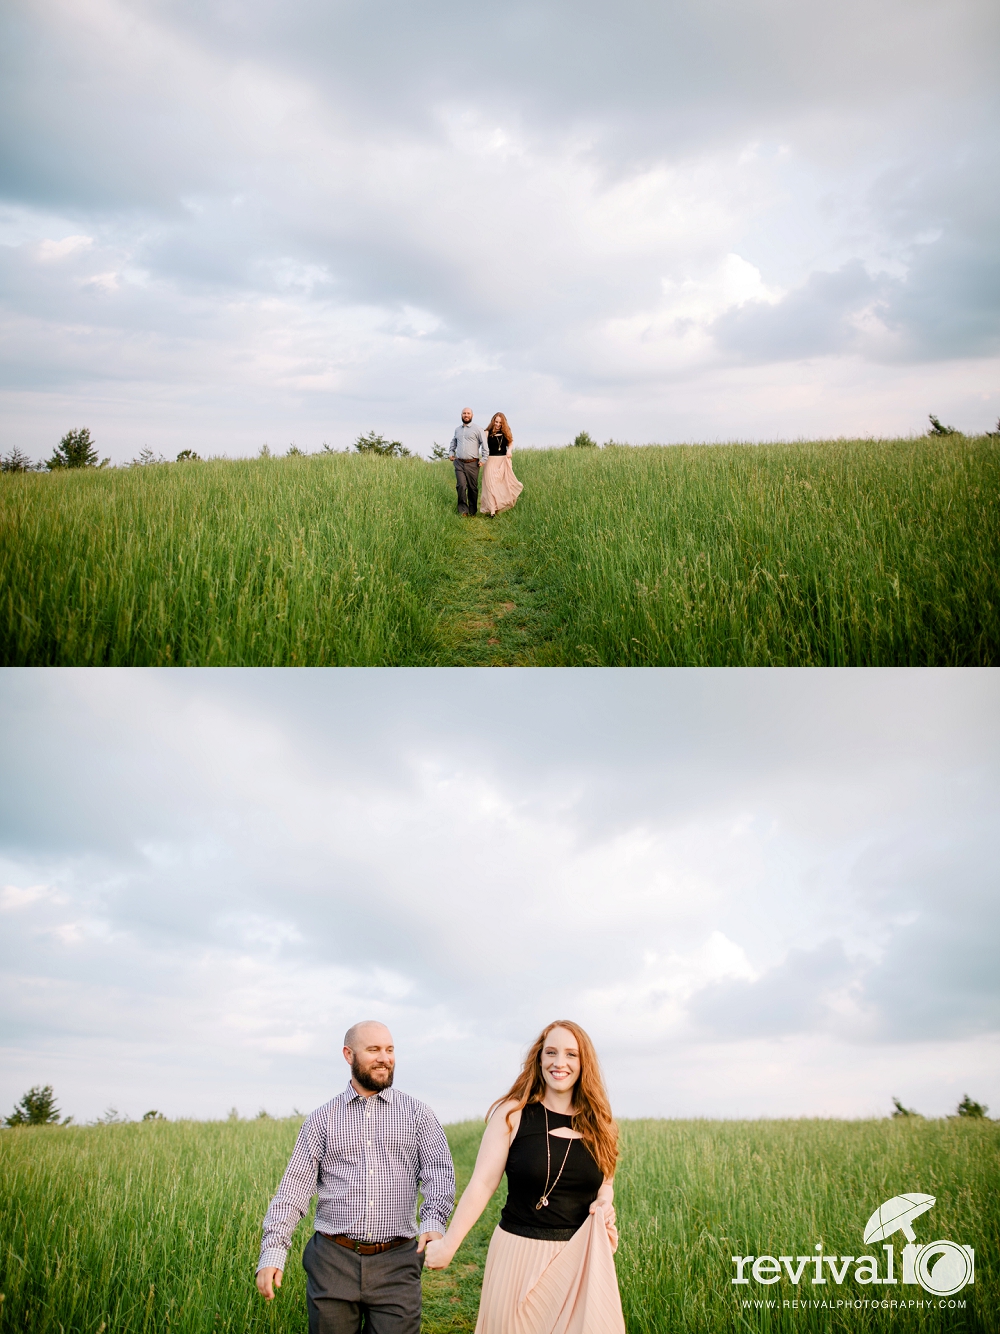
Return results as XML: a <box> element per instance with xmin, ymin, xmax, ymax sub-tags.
<box><xmin>473</xmin><ymin>1210</ymin><xmax>626</xmax><ymax>1334</ymax></box>
<box><xmin>480</xmin><ymin>455</ymin><xmax>524</xmax><ymax>515</ymax></box>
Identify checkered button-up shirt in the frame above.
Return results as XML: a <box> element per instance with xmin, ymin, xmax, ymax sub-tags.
<box><xmin>258</xmin><ymin>1081</ymin><xmax>455</xmax><ymax>1272</ymax></box>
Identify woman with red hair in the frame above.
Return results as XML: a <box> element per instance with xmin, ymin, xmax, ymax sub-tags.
<box><xmin>480</xmin><ymin>411</ymin><xmax>524</xmax><ymax>516</ymax></box>
<box><xmin>424</xmin><ymin>1021</ymin><xmax>624</xmax><ymax>1334</ymax></box>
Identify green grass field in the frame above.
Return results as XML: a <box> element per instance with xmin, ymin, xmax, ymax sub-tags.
<box><xmin>1</xmin><ymin>1116</ymin><xmax>996</xmax><ymax>1333</ymax></box>
<box><xmin>1</xmin><ymin>437</ymin><xmax>997</xmax><ymax>665</ymax></box>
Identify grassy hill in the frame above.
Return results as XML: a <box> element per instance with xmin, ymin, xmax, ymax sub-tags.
<box><xmin>0</xmin><ymin>1114</ymin><xmax>995</xmax><ymax>1332</ymax></box>
<box><xmin>2</xmin><ymin>437</ymin><xmax>997</xmax><ymax>665</ymax></box>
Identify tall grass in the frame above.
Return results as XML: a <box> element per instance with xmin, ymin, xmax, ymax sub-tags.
<box><xmin>0</xmin><ymin>1118</ymin><xmax>304</xmax><ymax>1334</ymax></box>
<box><xmin>0</xmin><ymin>455</ymin><xmax>456</xmax><ymax>665</ymax></box>
<box><xmin>2</xmin><ymin>438</ymin><xmax>997</xmax><ymax>664</ymax></box>
<box><xmin>1</xmin><ymin>1117</ymin><xmax>996</xmax><ymax>1333</ymax></box>
<box><xmin>502</xmin><ymin>438</ymin><xmax>1000</xmax><ymax>665</ymax></box>
<box><xmin>612</xmin><ymin>1117</ymin><xmax>997</xmax><ymax>1334</ymax></box>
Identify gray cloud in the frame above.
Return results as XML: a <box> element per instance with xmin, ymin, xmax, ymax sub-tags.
<box><xmin>2</xmin><ymin>1</ymin><xmax>999</xmax><ymax>458</ymax></box>
<box><xmin>711</xmin><ymin>261</ymin><xmax>885</xmax><ymax>362</ymax></box>
<box><xmin>688</xmin><ymin>941</ymin><xmax>858</xmax><ymax>1039</ymax></box>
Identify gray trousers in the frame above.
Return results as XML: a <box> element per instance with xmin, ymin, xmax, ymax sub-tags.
<box><xmin>301</xmin><ymin>1233</ymin><xmax>423</xmax><ymax>1334</ymax></box>
<box><xmin>453</xmin><ymin>457</ymin><xmax>480</xmax><ymax>514</ymax></box>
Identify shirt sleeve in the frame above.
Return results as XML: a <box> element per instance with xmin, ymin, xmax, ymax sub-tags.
<box><xmin>448</xmin><ymin>428</ymin><xmax>459</xmax><ymax>457</ymax></box>
<box><xmin>477</xmin><ymin>427</ymin><xmax>488</xmax><ymax>459</ymax></box>
<box><xmin>415</xmin><ymin>1106</ymin><xmax>455</xmax><ymax>1236</ymax></box>
<box><xmin>258</xmin><ymin>1115</ymin><xmax>324</xmax><ymax>1272</ymax></box>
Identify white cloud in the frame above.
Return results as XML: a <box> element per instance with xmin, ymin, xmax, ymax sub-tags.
<box><xmin>1</xmin><ymin>883</ymin><xmax>56</xmax><ymax>910</ymax></box>
<box><xmin>37</xmin><ymin>235</ymin><xmax>94</xmax><ymax>261</ymax></box>
<box><xmin>0</xmin><ymin>668</ymin><xmax>997</xmax><ymax>1124</ymax></box>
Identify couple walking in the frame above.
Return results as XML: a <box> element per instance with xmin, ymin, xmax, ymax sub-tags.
<box><xmin>256</xmin><ymin>1018</ymin><xmax>625</xmax><ymax>1334</ymax></box>
<box><xmin>449</xmin><ymin>407</ymin><xmax>524</xmax><ymax>516</ymax></box>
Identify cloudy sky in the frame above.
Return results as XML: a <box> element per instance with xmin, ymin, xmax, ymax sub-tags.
<box><xmin>2</xmin><ymin>0</ymin><xmax>998</xmax><ymax>463</ymax></box>
<box><xmin>1</xmin><ymin>668</ymin><xmax>997</xmax><ymax>1125</ymax></box>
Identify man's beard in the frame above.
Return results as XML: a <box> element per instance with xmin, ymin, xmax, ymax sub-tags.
<box><xmin>352</xmin><ymin>1058</ymin><xmax>394</xmax><ymax>1092</ymax></box>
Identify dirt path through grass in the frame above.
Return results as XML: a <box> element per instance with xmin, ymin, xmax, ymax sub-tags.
<box><xmin>431</xmin><ymin>509</ymin><xmax>560</xmax><ymax>664</ymax></box>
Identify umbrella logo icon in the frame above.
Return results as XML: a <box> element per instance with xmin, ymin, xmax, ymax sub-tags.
<box><xmin>863</xmin><ymin>1194</ymin><xmax>935</xmax><ymax>1245</ymax></box>
<box><xmin>863</xmin><ymin>1194</ymin><xmax>974</xmax><ymax>1297</ymax></box>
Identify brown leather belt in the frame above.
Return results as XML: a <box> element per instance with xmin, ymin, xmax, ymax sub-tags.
<box><xmin>319</xmin><ymin>1233</ymin><xmax>410</xmax><ymax>1255</ymax></box>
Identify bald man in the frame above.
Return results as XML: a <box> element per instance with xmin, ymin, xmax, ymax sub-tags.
<box><xmin>447</xmin><ymin>407</ymin><xmax>487</xmax><ymax>515</ymax></box>
<box><xmin>256</xmin><ymin>1021</ymin><xmax>455</xmax><ymax>1334</ymax></box>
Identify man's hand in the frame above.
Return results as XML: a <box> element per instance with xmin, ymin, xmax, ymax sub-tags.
<box><xmin>479</xmin><ymin>460</ymin><xmax>484</xmax><ymax>468</ymax></box>
<box><xmin>416</xmin><ymin>1230</ymin><xmax>443</xmax><ymax>1255</ymax></box>
<box><xmin>422</xmin><ymin>1235</ymin><xmax>452</xmax><ymax>1269</ymax></box>
<box><xmin>256</xmin><ymin>1267</ymin><xmax>283</xmax><ymax>1300</ymax></box>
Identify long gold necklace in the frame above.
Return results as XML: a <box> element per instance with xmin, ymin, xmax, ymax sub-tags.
<box><xmin>535</xmin><ymin>1105</ymin><xmax>575</xmax><ymax>1210</ymax></box>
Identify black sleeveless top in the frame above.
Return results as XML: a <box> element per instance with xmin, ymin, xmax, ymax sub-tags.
<box><xmin>487</xmin><ymin>432</ymin><xmax>509</xmax><ymax>456</ymax></box>
<box><xmin>499</xmin><ymin>1102</ymin><xmax>604</xmax><ymax>1240</ymax></box>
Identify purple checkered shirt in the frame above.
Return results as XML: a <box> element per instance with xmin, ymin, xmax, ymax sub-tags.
<box><xmin>258</xmin><ymin>1081</ymin><xmax>455</xmax><ymax>1272</ymax></box>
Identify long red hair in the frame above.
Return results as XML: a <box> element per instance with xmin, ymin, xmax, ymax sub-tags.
<box><xmin>489</xmin><ymin>412</ymin><xmax>513</xmax><ymax>444</ymax></box>
<box><xmin>486</xmin><ymin>1020</ymin><xmax>618</xmax><ymax>1178</ymax></box>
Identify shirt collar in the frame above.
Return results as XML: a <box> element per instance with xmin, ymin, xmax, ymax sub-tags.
<box><xmin>344</xmin><ymin>1078</ymin><xmax>394</xmax><ymax>1105</ymax></box>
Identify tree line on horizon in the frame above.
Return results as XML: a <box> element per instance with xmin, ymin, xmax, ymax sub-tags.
<box><xmin>3</xmin><ymin>1082</ymin><xmax>991</xmax><ymax>1128</ymax></box>
<box><xmin>4</xmin><ymin>415</ymin><xmax>999</xmax><ymax>474</ymax></box>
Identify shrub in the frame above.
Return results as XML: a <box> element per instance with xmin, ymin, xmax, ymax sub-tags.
<box><xmin>285</xmin><ymin>444</ymin><xmax>308</xmax><ymax>457</ymax></box>
<box><xmin>572</xmin><ymin>431</ymin><xmax>599</xmax><ymax>448</ymax></box>
<box><xmin>47</xmin><ymin>427</ymin><xmax>109</xmax><ymax>469</ymax></box>
<box><xmin>891</xmin><ymin>1096</ymin><xmax>920</xmax><ymax>1118</ymax></box>
<box><xmin>354</xmin><ymin>430</ymin><xmax>412</xmax><ymax>458</ymax></box>
<box><xmin>92</xmin><ymin>1107</ymin><xmax>129</xmax><ymax>1125</ymax></box>
<box><xmin>176</xmin><ymin>449</ymin><xmax>201</xmax><ymax>462</ymax></box>
<box><xmin>141</xmin><ymin>1109</ymin><xmax>167</xmax><ymax>1121</ymax></box>
<box><xmin>430</xmin><ymin>442</ymin><xmax>449</xmax><ymax>460</ymax></box>
<box><xmin>5</xmin><ymin>1084</ymin><xmax>71</xmax><ymax>1126</ymax></box>
<box><xmin>928</xmin><ymin>414</ymin><xmax>959</xmax><ymax>437</ymax></box>
<box><xmin>131</xmin><ymin>446</ymin><xmax>167</xmax><ymax>466</ymax></box>
<box><xmin>956</xmin><ymin>1093</ymin><xmax>989</xmax><ymax>1118</ymax></box>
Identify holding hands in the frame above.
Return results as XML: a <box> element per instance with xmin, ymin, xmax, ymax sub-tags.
<box><xmin>423</xmin><ymin>1235</ymin><xmax>454</xmax><ymax>1269</ymax></box>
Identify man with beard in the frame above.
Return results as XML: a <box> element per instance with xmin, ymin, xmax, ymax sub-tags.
<box><xmin>447</xmin><ymin>406</ymin><xmax>487</xmax><ymax>515</ymax></box>
<box><xmin>256</xmin><ymin>1020</ymin><xmax>455</xmax><ymax>1333</ymax></box>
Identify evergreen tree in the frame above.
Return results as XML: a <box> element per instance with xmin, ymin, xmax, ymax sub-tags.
<box><xmin>353</xmin><ymin>430</ymin><xmax>412</xmax><ymax>458</ymax></box>
<box><xmin>5</xmin><ymin>1084</ymin><xmax>70</xmax><ymax>1126</ymax></box>
<box><xmin>1</xmin><ymin>446</ymin><xmax>40</xmax><ymax>473</ymax></box>
<box><xmin>47</xmin><ymin>428</ymin><xmax>108</xmax><ymax>469</ymax></box>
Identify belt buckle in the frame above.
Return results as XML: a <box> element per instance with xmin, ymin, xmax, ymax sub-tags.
<box><xmin>354</xmin><ymin>1240</ymin><xmax>363</xmax><ymax>1254</ymax></box>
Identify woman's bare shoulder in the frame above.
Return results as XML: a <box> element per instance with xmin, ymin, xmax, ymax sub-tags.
<box><xmin>486</xmin><ymin>1098</ymin><xmax>523</xmax><ymax>1130</ymax></box>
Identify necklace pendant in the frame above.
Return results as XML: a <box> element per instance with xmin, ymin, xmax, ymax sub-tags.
<box><xmin>541</xmin><ymin>1198</ymin><xmax>548</xmax><ymax>1207</ymax></box>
